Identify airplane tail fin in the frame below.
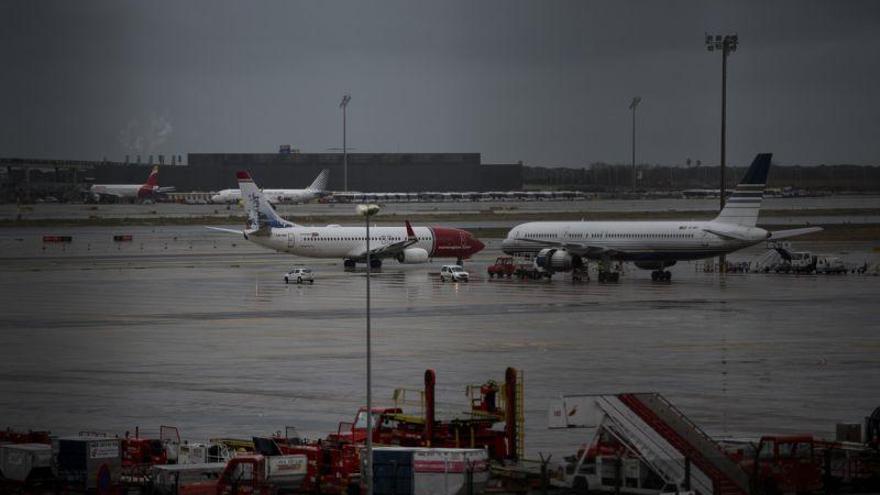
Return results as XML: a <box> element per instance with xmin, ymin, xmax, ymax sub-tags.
<box><xmin>144</xmin><ymin>166</ymin><xmax>159</xmax><ymax>188</ymax></box>
<box><xmin>236</xmin><ymin>171</ymin><xmax>297</xmax><ymax>229</ymax></box>
<box><xmin>307</xmin><ymin>169</ymin><xmax>330</xmax><ymax>192</ymax></box>
<box><xmin>713</xmin><ymin>153</ymin><xmax>772</xmax><ymax>227</ymax></box>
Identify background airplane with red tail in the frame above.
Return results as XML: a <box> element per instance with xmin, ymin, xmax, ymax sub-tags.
<box><xmin>208</xmin><ymin>171</ymin><xmax>484</xmax><ymax>269</ymax></box>
<box><xmin>89</xmin><ymin>165</ymin><xmax>175</xmax><ymax>202</ymax></box>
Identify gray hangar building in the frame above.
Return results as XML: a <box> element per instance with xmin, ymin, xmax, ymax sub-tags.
<box><xmin>118</xmin><ymin>153</ymin><xmax>523</xmax><ymax>192</ymax></box>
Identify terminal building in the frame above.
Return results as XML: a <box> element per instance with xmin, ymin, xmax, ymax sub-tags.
<box><xmin>90</xmin><ymin>153</ymin><xmax>522</xmax><ymax>192</ymax></box>
<box><xmin>1</xmin><ymin>152</ymin><xmax>523</xmax><ymax>201</ymax></box>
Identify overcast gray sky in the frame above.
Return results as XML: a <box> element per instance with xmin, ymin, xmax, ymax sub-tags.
<box><xmin>2</xmin><ymin>1</ymin><xmax>878</xmax><ymax>167</ymax></box>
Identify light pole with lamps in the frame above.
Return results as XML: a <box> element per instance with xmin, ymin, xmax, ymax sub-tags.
<box><xmin>705</xmin><ymin>33</ymin><xmax>738</xmax><ymax>271</ymax></box>
<box><xmin>340</xmin><ymin>94</ymin><xmax>351</xmax><ymax>192</ymax></box>
<box><xmin>357</xmin><ymin>202</ymin><xmax>380</xmax><ymax>495</ymax></box>
<box><xmin>629</xmin><ymin>96</ymin><xmax>641</xmax><ymax>193</ymax></box>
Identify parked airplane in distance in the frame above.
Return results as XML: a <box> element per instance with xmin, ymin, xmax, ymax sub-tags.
<box><xmin>208</xmin><ymin>171</ymin><xmax>484</xmax><ymax>269</ymax></box>
<box><xmin>210</xmin><ymin>169</ymin><xmax>329</xmax><ymax>204</ymax></box>
<box><xmin>89</xmin><ymin>165</ymin><xmax>174</xmax><ymax>201</ymax></box>
<box><xmin>501</xmin><ymin>153</ymin><xmax>822</xmax><ymax>281</ymax></box>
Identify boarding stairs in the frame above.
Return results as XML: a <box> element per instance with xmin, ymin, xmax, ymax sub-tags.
<box><xmin>553</xmin><ymin>393</ymin><xmax>749</xmax><ymax>495</ymax></box>
<box><xmin>613</xmin><ymin>393</ymin><xmax>749</xmax><ymax>495</ymax></box>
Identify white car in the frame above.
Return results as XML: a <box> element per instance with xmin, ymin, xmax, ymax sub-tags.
<box><xmin>284</xmin><ymin>267</ymin><xmax>315</xmax><ymax>284</ymax></box>
<box><xmin>440</xmin><ymin>265</ymin><xmax>469</xmax><ymax>283</ymax></box>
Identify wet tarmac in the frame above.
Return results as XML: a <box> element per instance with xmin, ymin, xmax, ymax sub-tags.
<box><xmin>0</xmin><ymin>226</ymin><xmax>878</xmax><ymax>459</ymax></box>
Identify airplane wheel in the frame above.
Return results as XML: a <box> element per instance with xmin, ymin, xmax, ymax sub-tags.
<box><xmin>651</xmin><ymin>271</ymin><xmax>658</xmax><ymax>281</ymax></box>
<box><xmin>310</xmin><ymin>280</ymin><xmax>314</xmax><ymax>284</ymax></box>
<box><xmin>284</xmin><ymin>277</ymin><xmax>289</xmax><ymax>284</ymax></box>
<box><xmin>664</xmin><ymin>271</ymin><xmax>672</xmax><ymax>281</ymax></box>
<box><xmin>297</xmin><ymin>277</ymin><xmax>302</xmax><ymax>284</ymax></box>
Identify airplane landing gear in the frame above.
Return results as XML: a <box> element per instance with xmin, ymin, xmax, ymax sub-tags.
<box><xmin>344</xmin><ymin>259</ymin><xmax>356</xmax><ymax>270</ymax></box>
<box><xmin>651</xmin><ymin>270</ymin><xmax>672</xmax><ymax>281</ymax></box>
<box><xmin>370</xmin><ymin>258</ymin><xmax>382</xmax><ymax>270</ymax></box>
<box><xmin>456</xmin><ymin>257</ymin><xmax>463</xmax><ymax>266</ymax></box>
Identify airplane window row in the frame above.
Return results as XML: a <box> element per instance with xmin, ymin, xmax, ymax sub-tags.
<box><xmin>302</xmin><ymin>236</ymin><xmax>430</xmax><ymax>242</ymax></box>
<box><xmin>602</xmin><ymin>233</ymin><xmax>695</xmax><ymax>239</ymax></box>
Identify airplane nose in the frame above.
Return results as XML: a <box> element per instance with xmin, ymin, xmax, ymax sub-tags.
<box><xmin>471</xmin><ymin>236</ymin><xmax>485</xmax><ymax>254</ymax></box>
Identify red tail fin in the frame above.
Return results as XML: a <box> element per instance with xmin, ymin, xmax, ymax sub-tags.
<box><xmin>405</xmin><ymin>220</ymin><xmax>416</xmax><ymax>240</ymax></box>
<box><xmin>144</xmin><ymin>166</ymin><xmax>159</xmax><ymax>188</ymax></box>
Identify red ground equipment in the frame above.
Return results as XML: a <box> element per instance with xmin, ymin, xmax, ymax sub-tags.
<box><xmin>257</xmin><ymin>367</ymin><xmax>521</xmax><ymax>495</ymax></box>
<box><xmin>487</xmin><ymin>256</ymin><xmax>517</xmax><ymax>278</ymax></box>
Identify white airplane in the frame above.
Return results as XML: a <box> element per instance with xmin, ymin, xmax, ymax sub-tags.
<box><xmin>89</xmin><ymin>165</ymin><xmax>174</xmax><ymax>201</ymax></box>
<box><xmin>208</xmin><ymin>171</ymin><xmax>484</xmax><ymax>269</ymax></box>
<box><xmin>210</xmin><ymin>169</ymin><xmax>330</xmax><ymax>204</ymax></box>
<box><xmin>501</xmin><ymin>153</ymin><xmax>822</xmax><ymax>281</ymax></box>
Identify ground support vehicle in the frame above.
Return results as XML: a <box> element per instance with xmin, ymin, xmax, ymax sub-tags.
<box><xmin>440</xmin><ymin>265</ymin><xmax>469</xmax><ymax>282</ymax></box>
<box><xmin>368</xmin><ymin>446</ymin><xmax>490</xmax><ymax>495</ymax></box>
<box><xmin>597</xmin><ymin>261</ymin><xmax>621</xmax><ymax>282</ymax></box>
<box><xmin>54</xmin><ymin>436</ymin><xmax>122</xmax><ymax>495</ymax></box>
<box><xmin>817</xmin><ymin>256</ymin><xmax>848</xmax><ymax>274</ymax></box>
<box><xmin>150</xmin><ymin>462</ymin><xmax>226</xmax><ymax>495</ymax></box>
<box><xmin>487</xmin><ymin>257</ymin><xmax>516</xmax><ymax>278</ymax></box>
<box><xmin>215</xmin><ymin>454</ymin><xmax>307</xmax><ymax>495</ymax></box>
<box><xmin>121</xmin><ymin>433</ymin><xmax>168</xmax><ymax>488</ymax></box>
<box><xmin>513</xmin><ymin>262</ymin><xmax>552</xmax><ymax>280</ymax></box>
<box><xmin>0</xmin><ymin>443</ymin><xmax>54</xmax><ymax>492</ymax></box>
<box><xmin>258</xmin><ymin>368</ymin><xmax>521</xmax><ymax>495</ymax></box>
<box><xmin>284</xmin><ymin>268</ymin><xmax>314</xmax><ymax>285</ymax></box>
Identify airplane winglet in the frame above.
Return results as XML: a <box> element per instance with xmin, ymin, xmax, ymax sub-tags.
<box><xmin>405</xmin><ymin>220</ymin><xmax>416</xmax><ymax>239</ymax></box>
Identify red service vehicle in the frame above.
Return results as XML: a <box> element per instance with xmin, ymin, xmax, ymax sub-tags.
<box><xmin>487</xmin><ymin>256</ymin><xmax>517</xmax><ymax>278</ymax></box>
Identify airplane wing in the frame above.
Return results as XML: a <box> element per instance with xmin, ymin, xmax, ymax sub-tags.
<box><xmin>205</xmin><ymin>226</ymin><xmax>270</xmax><ymax>240</ymax></box>
<box><xmin>350</xmin><ymin>220</ymin><xmax>419</xmax><ymax>260</ymax></box>
<box><xmin>205</xmin><ymin>226</ymin><xmax>244</xmax><ymax>235</ymax></box>
<box><xmin>702</xmin><ymin>227</ymin><xmax>752</xmax><ymax>241</ymax></box>
<box><xmin>768</xmin><ymin>226</ymin><xmax>823</xmax><ymax>240</ymax></box>
<box><xmin>157</xmin><ymin>186</ymin><xmax>176</xmax><ymax>193</ymax></box>
<box><xmin>513</xmin><ymin>237</ymin><xmax>622</xmax><ymax>259</ymax></box>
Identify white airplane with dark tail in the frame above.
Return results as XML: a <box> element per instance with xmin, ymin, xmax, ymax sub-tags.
<box><xmin>501</xmin><ymin>153</ymin><xmax>822</xmax><ymax>281</ymax></box>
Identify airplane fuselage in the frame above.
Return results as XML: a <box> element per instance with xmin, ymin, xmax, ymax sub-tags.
<box><xmin>211</xmin><ymin>189</ymin><xmax>321</xmax><ymax>204</ymax></box>
<box><xmin>502</xmin><ymin>220</ymin><xmax>770</xmax><ymax>263</ymax></box>
<box><xmin>90</xmin><ymin>184</ymin><xmax>158</xmax><ymax>199</ymax></box>
<box><xmin>250</xmin><ymin>225</ymin><xmax>482</xmax><ymax>260</ymax></box>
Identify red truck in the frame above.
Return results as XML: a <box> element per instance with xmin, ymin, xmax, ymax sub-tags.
<box><xmin>487</xmin><ymin>256</ymin><xmax>517</xmax><ymax>278</ymax></box>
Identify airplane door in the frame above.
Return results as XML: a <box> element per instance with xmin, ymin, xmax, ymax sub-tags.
<box><xmin>287</xmin><ymin>233</ymin><xmax>295</xmax><ymax>249</ymax></box>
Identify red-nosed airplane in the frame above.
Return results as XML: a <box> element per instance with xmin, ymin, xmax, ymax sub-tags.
<box><xmin>209</xmin><ymin>171</ymin><xmax>485</xmax><ymax>269</ymax></box>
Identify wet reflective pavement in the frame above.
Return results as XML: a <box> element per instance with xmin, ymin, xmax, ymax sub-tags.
<box><xmin>0</xmin><ymin>227</ymin><xmax>878</xmax><ymax>458</ymax></box>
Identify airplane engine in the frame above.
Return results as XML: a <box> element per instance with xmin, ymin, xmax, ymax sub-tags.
<box><xmin>535</xmin><ymin>248</ymin><xmax>580</xmax><ymax>272</ymax></box>
<box><xmin>396</xmin><ymin>247</ymin><xmax>429</xmax><ymax>264</ymax></box>
<box><xmin>634</xmin><ymin>260</ymin><xmax>677</xmax><ymax>270</ymax></box>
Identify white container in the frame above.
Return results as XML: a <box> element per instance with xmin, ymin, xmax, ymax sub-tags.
<box><xmin>0</xmin><ymin>443</ymin><xmax>52</xmax><ymax>482</ymax></box>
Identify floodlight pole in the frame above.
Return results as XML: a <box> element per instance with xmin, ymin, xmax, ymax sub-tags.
<box><xmin>358</xmin><ymin>203</ymin><xmax>379</xmax><ymax>495</ymax></box>
<box><xmin>706</xmin><ymin>34</ymin><xmax>738</xmax><ymax>272</ymax></box>
<box><xmin>340</xmin><ymin>94</ymin><xmax>351</xmax><ymax>192</ymax></box>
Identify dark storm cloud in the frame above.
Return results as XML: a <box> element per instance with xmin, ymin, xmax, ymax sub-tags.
<box><xmin>2</xmin><ymin>1</ymin><xmax>878</xmax><ymax>166</ymax></box>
